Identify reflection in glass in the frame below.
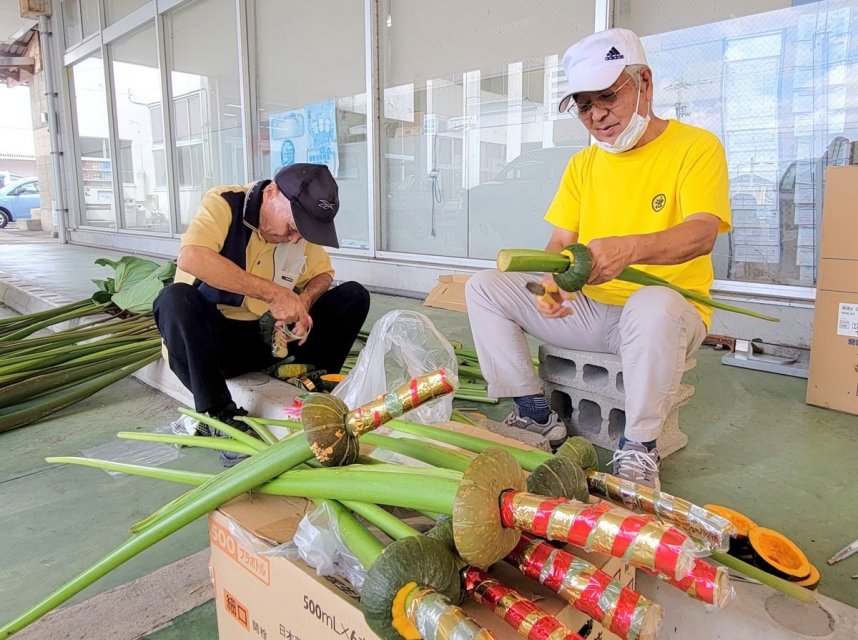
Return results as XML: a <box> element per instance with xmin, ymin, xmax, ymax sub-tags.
<box><xmin>63</xmin><ymin>0</ymin><xmax>82</xmax><ymax>48</ymax></box>
<box><xmin>166</xmin><ymin>0</ymin><xmax>245</xmax><ymax>233</ymax></box>
<box><xmin>110</xmin><ymin>22</ymin><xmax>170</xmax><ymax>232</ymax></box>
<box><xmin>253</xmin><ymin>0</ymin><xmax>369</xmax><ymax>249</ymax></box>
<box><xmin>635</xmin><ymin>1</ymin><xmax>858</xmax><ymax>286</ymax></box>
<box><xmin>71</xmin><ymin>53</ymin><xmax>116</xmax><ymax>228</ymax></box>
<box><xmin>379</xmin><ymin>1</ymin><xmax>594</xmax><ymax>260</ymax></box>
<box><xmin>104</xmin><ymin>0</ymin><xmax>148</xmax><ymax>25</ymax></box>
<box><xmin>81</xmin><ymin>0</ymin><xmax>100</xmax><ymax>37</ymax></box>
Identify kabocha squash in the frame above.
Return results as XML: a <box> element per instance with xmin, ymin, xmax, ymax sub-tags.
<box><xmin>556</xmin><ymin>435</ymin><xmax>600</xmax><ymax>471</ymax></box>
<box><xmin>703</xmin><ymin>504</ymin><xmax>757</xmax><ymax>558</ymax></box>
<box><xmin>553</xmin><ymin>242</ymin><xmax>593</xmax><ymax>292</ymax></box>
<box><xmin>526</xmin><ymin>456</ymin><xmax>589</xmax><ymax>502</ymax></box>
<box><xmin>795</xmin><ymin>564</ymin><xmax>821</xmax><ymax>591</ymax></box>
<box><xmin>301</xmin><ymin>394</ymin><xmax>360</xmax><ymax>466</ymax></box>
<box><xmin>748</xmin><ymin>527</ymin><xmax>811</xmax><ymax>582</ymax></box>
<box><xmin>360</xmin><ymin>536</ymin><xmax>463</xmax><ymax>640</ymax></box>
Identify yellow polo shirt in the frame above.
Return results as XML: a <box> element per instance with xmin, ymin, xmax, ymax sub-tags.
<box><xmin>544</xmin><ymin>120</ymin><xmax>731</xmax><ymax>326</ymax></box>
<box><xmin>175</xmin><ymin>184</ymin><xmax>335</xmax><ymax>320</ymax></box>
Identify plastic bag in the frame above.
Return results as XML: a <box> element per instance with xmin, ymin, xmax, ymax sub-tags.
<box><xmin>333</xmin><ymin>310</ymin><xmax>457</xmax><ymax>424</ymax></box>
<box><xmin>281</xmin><ymin>502</ymin><xmax>367</xmax><ymax>591</ymax></box>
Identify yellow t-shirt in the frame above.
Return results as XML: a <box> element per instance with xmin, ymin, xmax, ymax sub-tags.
<box><xmin>175</xmin><ymin>184</ymin><xmax>335</xmax><ymax>320</ymax></box>
<box><xmin>544</xmin><ymin>120</ymin><xmax>731</xmax><ymax>326</ymax></box>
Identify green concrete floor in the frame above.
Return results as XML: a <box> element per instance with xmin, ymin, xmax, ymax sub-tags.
<box><xmin>1</xmin><ymin>238</ymin><xmax>857</xmax><ymax>640</ymax></box>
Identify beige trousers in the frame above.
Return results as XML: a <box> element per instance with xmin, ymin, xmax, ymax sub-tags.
<box><xmin>465</xmin><ymin>270</ymin><xmax>707</xmax><ymax>443</ymax></box>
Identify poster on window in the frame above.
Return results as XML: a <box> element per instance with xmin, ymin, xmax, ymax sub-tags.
<box><xmin>269</xmin><ymin>99</ymin><xmax>338</xmax><ymax>178</ymax></box>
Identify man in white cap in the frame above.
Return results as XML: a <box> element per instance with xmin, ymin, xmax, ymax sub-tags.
<box><xmin>466</xmin><ymin>28</ymin><xmax>731</xmax><ymax>488</ymax></box>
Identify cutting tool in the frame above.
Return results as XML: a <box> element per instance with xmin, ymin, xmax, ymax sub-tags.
<box><xmin>828</xmin><ymin>538</ymin><xmax>858</xmax><ymax>565</ymax></box>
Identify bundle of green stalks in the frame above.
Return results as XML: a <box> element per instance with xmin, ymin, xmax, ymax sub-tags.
<box><xmin>0</xmin><ymin>256</ymin><xmax>174</xmax><ymax>432</ymax></box>
<box><xmin>346</xmin><ymin>330</ymin><xmax>539</xmax><ymax>406</ymax></box>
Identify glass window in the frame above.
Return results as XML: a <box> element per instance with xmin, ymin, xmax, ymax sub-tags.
<box><xmin>252</xmin><ymin>0</ymin><xmax>369</xmax><ymax>250</ymax></box>
<box><xmin>71</xmin><ymin>53</ymin><xmax>116</xmax><ymax>228</ymax></box>
<box><xmin>167</xmin><ymin>0</ymin><xmax>245</xmax><ymax>232</ymax></box>
<box><xmin>110</xmin><ymin>22</ymin><xmax>170</xmax><ymax>232</ymax></box>
<box><xmin>616</xmin><ymin>0</ymin><xmax>858</xmax><ymax>287</ymax></box>
<box><xmin>81</xmin><ymin>0</ymin><xmax>100</xmax><ymax>37</ymax></box>
<box><xmin>63</xmin><ymin>0</ymin><xmax>83</xmax><ymax>48</ymax></box>
<box><xmin>379</xmin><ymin>1</ymin><xmax>595</xmax><ymax>259</ymax></box>
<box><xmin>104</xmin><ymin>0</ymin><xmax>148</xmax><ymax>25</ymax></box>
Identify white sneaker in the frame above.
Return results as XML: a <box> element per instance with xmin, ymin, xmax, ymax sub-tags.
<box><xmin>503</xmin><ymin>406</ymin><xmax>568</xmax><ymax>449</ymax></box>
<box><xmin>610</xmin><ymin>441</ymin><xmax>661</xmax><ymax>490</ymax></box>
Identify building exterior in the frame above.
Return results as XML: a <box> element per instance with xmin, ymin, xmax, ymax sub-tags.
<box><xmin>9</xmin><ymin>0</ymin><xmax>858</xmax><ymax>345</ymax></box>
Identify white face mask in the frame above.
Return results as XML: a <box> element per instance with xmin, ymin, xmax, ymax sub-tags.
<box><xmin>595</xmin><ymin>83</ymin><xmax>651</xmax><ymax>154</ymax></box>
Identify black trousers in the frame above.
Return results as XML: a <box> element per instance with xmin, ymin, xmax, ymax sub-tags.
<box><xmin>153</xmin><ymin>281</ymin><xmax>370</xmax><ymax>413</ymax></box>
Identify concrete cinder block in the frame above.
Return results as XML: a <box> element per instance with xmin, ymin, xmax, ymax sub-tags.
<box><xmin>539</xmin><ymin>345</ymin><xmax>696</xmax><ymax>458</ymax></box>
<box><xmin>544</xmin><ymin>381</ymin><xmax>693</xmax><ymax>457</ymax></box>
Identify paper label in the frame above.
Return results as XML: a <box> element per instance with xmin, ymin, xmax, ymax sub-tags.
<box><xmin>837</xmin><ymin>303</ymin><xmax>858</xmax><ymax>337</ymax></box>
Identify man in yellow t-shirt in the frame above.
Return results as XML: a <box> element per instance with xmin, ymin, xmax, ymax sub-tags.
<box><xmin>466</xmin><ymin>29</ymin><xmax>730</xmax><ymax>488</ymax></box>
<box><xmin>153</xmin><ymin>164</ymin><xmax>369</xmax><ymax>465</ymax></box>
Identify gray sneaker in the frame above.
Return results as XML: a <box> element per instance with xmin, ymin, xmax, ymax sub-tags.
<box><xmin>503</xmin><ymin>406</ymin><xmax>568</xmax><ymax>449</ymax></box>
<box><xmin>610</xmin><ymin>441</ymin><xmax>661</xmax><ymax>490</ymax></box>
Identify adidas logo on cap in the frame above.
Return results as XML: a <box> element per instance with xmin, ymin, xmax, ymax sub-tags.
<box><xmin>605</xmin><ymin>46</ymin><xmax>624</xmax><ymax>61</ymax></box>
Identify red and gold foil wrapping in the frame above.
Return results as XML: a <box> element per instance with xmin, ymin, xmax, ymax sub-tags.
<box><xmin>507</xmin><ymin>534</ymin><xmax>662</xmax><ymax>640</ymax></box>
<box><xmin>463</xmin><ymin>567</ymin><xmax>585</xmax><ymax>640</ymax></box>
<box><xmin>345</xmin><ymin>369</ymin><xmax>457</xmax><ymax>436</ymax></box>
<box><xmin>586</xmin><ymin>471</ymin><xmax>736</xmax><ymax>552</ymax></box>
<box><xmin>406</xmin><ymin>586</ymin><xmax>497</xmax><ymax>640</ymax></box>
<box><xmin>644</xmin><ymin>558</ymin><xmax>735</xmax><ymax>608</ymax></box>
<box><xmin>499</xmin><ymin>492</ymin><xmax>701</xmax><ymax>580</ymax></box>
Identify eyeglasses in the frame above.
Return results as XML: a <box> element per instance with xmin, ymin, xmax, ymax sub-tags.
<box><xmin>567</xmin><ymin>77</ymin><xmax>634</xmax><ymax>118</ymax></box>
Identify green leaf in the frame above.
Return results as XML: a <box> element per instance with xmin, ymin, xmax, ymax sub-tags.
<box><xmin>111</xmin><ymin>277</ymin><xmax>166</xmax><ymax>314</ymax></box>
<box><xmin>96</xmin><ymin>256</ymin><xmax>162</xmax><ymax>293</ymax></box>
<box><xmin>91</xmin><ymin>290</ymin><xmax>113</xmax><ymax>304</ymax></box>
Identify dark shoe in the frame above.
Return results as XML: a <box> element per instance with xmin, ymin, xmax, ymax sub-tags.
<box><xmin>207</xmin><ymin>403</ymin><xmax>256</xmax><ymax>467</ymax></box>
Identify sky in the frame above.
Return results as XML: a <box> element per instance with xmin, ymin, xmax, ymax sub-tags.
<box><xmin>0</xmin><ymin>85</ymin><xmax>35</xmax><ymax>156</ymax></box>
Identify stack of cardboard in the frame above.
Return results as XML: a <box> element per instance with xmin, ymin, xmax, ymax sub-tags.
<box><xmin>806</xmin><ymin>166</ymin><xmax>858</xmax><ymax>415</ymax></box>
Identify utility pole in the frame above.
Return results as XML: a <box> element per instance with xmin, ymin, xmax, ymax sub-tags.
<box><xmin>663</xmin><ymin>76</ymin><xmax>714</xmax><ymax>121</ymax></box>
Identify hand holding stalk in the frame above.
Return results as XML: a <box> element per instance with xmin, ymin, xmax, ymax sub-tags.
<box><xmin>497</xmin><ymin>244</ymin><xmax>779</xmax><ymax>322</ymax></box>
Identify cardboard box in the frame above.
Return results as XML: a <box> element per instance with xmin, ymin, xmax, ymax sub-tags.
<box><xmin>209</xmin><ymin>494</ymin><xmax>635</xmax><ymax>640</ymax></box>
<box><xmin>806</xmin><ymin>288</ymin><xmax>858</xmax><ymax>415</ymax></box>
<box><xmin>818</xmin><ymin>167</ymin><xmax>858</xmax><ymax>262</ymax></box>
<box><xmin>423</xmin><ymin>274</ymin><xmax>471</xmax><ymax>314</ymax></box>
<box><xmin>806</xmin><ymin>167</ymin><xmax>858</xmax><ymax>414</ymax></box>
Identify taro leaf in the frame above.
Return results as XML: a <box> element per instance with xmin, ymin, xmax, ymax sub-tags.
<box><xmin>111</xmin><ymin>272</ymin><xmax>170</xmax><ymax>313</ymax></box>
<box><xmin>152</xmin><ymin>261</ymin><xmax>177</xmax><ymax>283</ymax></box>
<box><xmin>94</xmin><ymin>256</ymin><xmax>162</xmax><ymax>293</ymax></box>
<box><xmin>91</xmin><ymin>290</ymin><xmax>113</xmax><ymax>304</ymax></box>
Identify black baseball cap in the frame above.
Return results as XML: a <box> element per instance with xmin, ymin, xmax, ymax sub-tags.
<box><xmin>273</xmin><ymin>163</ymin><xmax>340</xmax><ymax>248</ymax></box>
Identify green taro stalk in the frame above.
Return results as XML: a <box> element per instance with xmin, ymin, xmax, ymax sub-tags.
<box><xmin>497</xmin><ymin>244</ymin><xmax>779</xmax><ymax>322</ymax></box>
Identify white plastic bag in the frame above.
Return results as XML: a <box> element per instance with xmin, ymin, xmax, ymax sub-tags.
<box><xmin>282</xmin><ymin>502</ymin><xmax>367</xmax><ymax>591</ymax></box>
<box><xmin>332</xmin><ymin>310</ymin><xmax>457</xmax><ymax>424</ymax></box>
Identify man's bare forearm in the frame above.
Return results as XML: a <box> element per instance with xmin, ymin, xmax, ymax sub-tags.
<box><xmin>177</xmin><ymin>245</ymin><xmax>280</xmax><ymax>304</ymax></box>
<box><xmin>622</xmin><ymin>215</ymin><xmax>720</xmax><ymax>266</ymax></box>
<box><xmin>299</xmin><ymin>273</ymin><xmax>333</xmax><ymax>309</ymax></box>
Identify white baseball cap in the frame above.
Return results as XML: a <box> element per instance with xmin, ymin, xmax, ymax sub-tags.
<box><xmin>558</xmin><ymin>28</ymin><xmax>648</xmax><ymax>113</ymax></box>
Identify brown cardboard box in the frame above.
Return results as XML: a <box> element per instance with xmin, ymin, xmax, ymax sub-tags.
<box><xmin>423</xmin><ymin>274</ymin><xmax>471</xmax><ymax>313</ymax></box>
<box><xmin>806</xmin><ymin>167</ymin><xmax>858</xmax><ymax>414</ymax></box>
<box><xmin>806</xmin><ymin>288</ymin><xmax>858</xmax><ymax>415</ymax></box>
<box><xmin>209</xmin><ymin>495</ymin><xmax>635</xmax><ymax>640</ymax></box>
<box><xmin>818</xmin><ymin>167</ymin><xmax>858</xmax><ymax>262</ymax></box>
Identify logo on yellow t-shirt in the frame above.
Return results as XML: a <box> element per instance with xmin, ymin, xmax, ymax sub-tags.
<box><xmin>651</xmin><ymin>193</ymin><xmax>666</xmax><ymax>212</ymax></box>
